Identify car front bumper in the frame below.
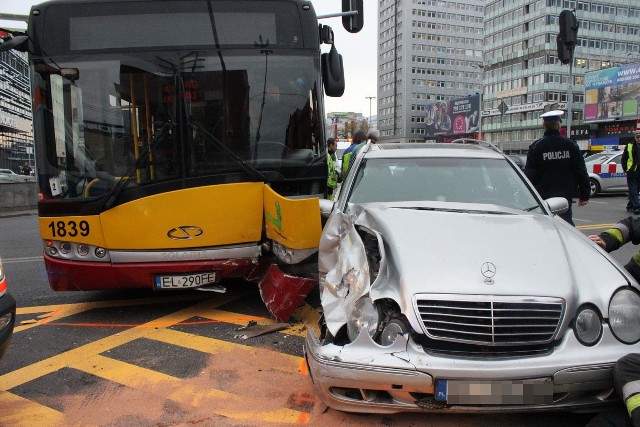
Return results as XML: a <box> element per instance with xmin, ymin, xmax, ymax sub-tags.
<box><xmin>304</xmin><ymin>326</ymin><xmax>630</xmax><ymax>414</ymax></box>
<box><xmin>0</xmin><ymin>292</ymin><xmax>16</xmax><ymax>359</ymax></box>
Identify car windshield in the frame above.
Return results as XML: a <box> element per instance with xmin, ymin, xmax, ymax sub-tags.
<box><xmin>585</xmin><ymin>153</ymin><xmax>617</xmax><ymax>164</ymax></box>
<box><xmin>347</xmin><ymin>156</ymin><xmax>540</xmax><ymax>211</ymax></box>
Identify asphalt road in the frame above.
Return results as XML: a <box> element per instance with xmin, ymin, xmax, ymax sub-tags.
<box><xmin>0</xmin><ymin>196</ymin><xmax>634</xmax><ymax>426</ymax></box>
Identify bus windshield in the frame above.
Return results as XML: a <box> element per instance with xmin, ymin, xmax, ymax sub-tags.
<box><xmin>33</xmin><ymin>49</ymin><xmax>322</xmax><ymax>202</ymax></box>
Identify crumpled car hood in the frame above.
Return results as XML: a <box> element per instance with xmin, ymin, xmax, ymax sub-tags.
<box><xmin>319</xmin><ymin>202</ymin><xmax>631</xmax><ymax>336</ymax></box>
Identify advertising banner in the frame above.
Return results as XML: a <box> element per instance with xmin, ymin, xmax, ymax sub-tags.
<box><xmin>584</xmin><ymin>63</ymin><xmax>640</xmax><ymax>122</ymax></box>
<box><xmin>425</xmin><ymin>94</ymin><xmax>480</xmax><ymax>138</ymax></box>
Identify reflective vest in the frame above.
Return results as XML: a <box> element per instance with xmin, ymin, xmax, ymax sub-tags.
<box><xmin>327</xmin><ymin>154</ymin><xmax>338</xmax><ymax>199</ymax></box>
<box><xmin>627</xmin><ymin>144</ymin><xmax>637</xmax><ymax>173</ymax></box>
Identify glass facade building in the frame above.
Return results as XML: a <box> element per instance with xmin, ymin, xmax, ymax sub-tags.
<box><xmin>482</xmin><ymin>0</ymin><xmax>640</xmax><ymax>151</ymax></box>
<box><xmin>376</xmin><ymin>0</ymin><xmax>485</xmax><ymax>143</ymax></box>
<box><xmin>0</xmin><ymin>49</ymin><xmax>32</xmax><ymax>172</ymax></box>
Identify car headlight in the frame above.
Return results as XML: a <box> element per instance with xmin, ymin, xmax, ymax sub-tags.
<box><xmin>379</xmin><ymin>318</ymin><xmax>408</xmax><ymax>347</ymax></box>
<box><xmin>574</xmin><ymin>306</ymin><xmax>602</xmax><ymax>346</ymax></box>
<box><xmin>347</xmin><ymin>297</ymin><xmax>380</xmax><ymax>341</ymax></box>
<box><xmin>609</xmin><ymin>289</ymin><xmax>640</xmax><ymax>344</ymax></box>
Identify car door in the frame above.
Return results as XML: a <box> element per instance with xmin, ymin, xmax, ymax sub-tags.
<box><xmin>600</xmin><ymin>154</ymin><xmax>627</xmax><ymax>193</ymax></box>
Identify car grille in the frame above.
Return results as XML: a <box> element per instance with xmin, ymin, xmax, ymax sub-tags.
<box><xmin>414</xmin><ymin>295</ymin><xmax>564</xmax><ymax>346</ymax></box>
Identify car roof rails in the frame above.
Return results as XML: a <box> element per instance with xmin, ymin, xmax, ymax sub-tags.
<box><xmin>450</xmin><ymin>138</ymin><xmax>501</xmax><ymax>154</ymax></box>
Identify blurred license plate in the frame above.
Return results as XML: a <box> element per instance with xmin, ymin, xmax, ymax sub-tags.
<box><xmin>435</xmin><ymin>378</ymin><xmax>553</xmax><ymax>405</ymax></box>
<box><xmin>155</xmin><ymin>272</ymin><xmax>216</xmax><ymax>289</ymax></box>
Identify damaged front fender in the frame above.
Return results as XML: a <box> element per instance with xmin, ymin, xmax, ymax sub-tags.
<box><xmin>319</xmin><ymin>209</ymin><xmax>388</xmax><ymax>337</ymax></box>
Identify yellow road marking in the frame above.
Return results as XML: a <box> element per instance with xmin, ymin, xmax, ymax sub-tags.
<box><xmin>0</xmin><ymin>295</ymin><xmax>238</xmax><ymax>390</ymax></box>
<box><xmin>73</xmin><ymin>353</ymin><xmax>307</xmax><ymax>424</ymax></box>
<box><xmin>149</xmin><ymin>328</ymin><xmax>304</xmax><ymax>375</ymax></box>
<box><xmin>0</xmin><ymin>390</ymin><xmax>65</xmax><ymax>426</ymax></box>
<box><xmin>577</xmin><ymin>223</ymin><xmax>616</xmax><ymax>231</ymax></box>
<box><xmin>14</xmin><ymin>294</ymin><xmax>208</xmax><ymax>332</ymax></box>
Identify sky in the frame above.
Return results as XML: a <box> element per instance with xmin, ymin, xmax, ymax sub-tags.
<box><xmin>0</xmin><ymin>0</ymin><xmax>378</xmax><ymax>117</ymax></box>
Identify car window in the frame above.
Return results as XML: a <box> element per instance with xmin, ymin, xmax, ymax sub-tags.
<box><xmin>610</xmin><ymin>154</ymin><xmax>622</xmax><ymax>165</ymax></box>
<box><xmin>347</xmin><ymin>157</ymin><xmax>539</xmax><ymax>211</ymax></box>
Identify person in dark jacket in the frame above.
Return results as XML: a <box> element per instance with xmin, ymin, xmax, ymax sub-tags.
<box><xmin>589</xmin><ymin>218</ymin><xmax>640</xmax><ymax>427</ymax></box>
<box><xmin>622</xmin><ymin>131</ymin><xmax>640</xmax><ymax>214</ymax></box>
<box><xmin>524</xmin><ymin>110</ymin><xmax>590</xmax><ymax>226</ymax></box>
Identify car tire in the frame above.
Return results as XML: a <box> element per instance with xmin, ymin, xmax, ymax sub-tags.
<box><xmin>589</xmin><ymin>178</ymin><xmax>600</xmax><ymax>197</ymax></box>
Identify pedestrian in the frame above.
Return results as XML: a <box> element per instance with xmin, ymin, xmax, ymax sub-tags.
<box><xmin>588</xmin><ymin>218</ymin><xmax>640</xmax><ymax>427</ymax></box>
<box><xmin>344</xmin><ymin>129</ymin><xmax>380</xmax><ymax>173</ymax></box>
<box><xmin>341</xmin><ymin>130</ymin><xmax>367</xmax><ymax>178</ymax></box>
<box><xmin>326</xmin><ymin>137</ymin><xmax>340</xmax><ymax>200</ymax></box>
<box><xmin>622</xmin><ymin>131</ymin><xmax>640</xmax><ymax>214</ymax></box>
<box><xmin>366</xmin><ymin>129</ymin><xmax>380</xmax><ymax>144</ymax></box>
<box><xmin>524</xmin><ymin>110</ymin><xmax>590</xmax><ymax>226</ymax></box>
<box><xmin>21</xmin><ymin>161</ymin><xmax>32</xmax><ymax>176</ymax></box>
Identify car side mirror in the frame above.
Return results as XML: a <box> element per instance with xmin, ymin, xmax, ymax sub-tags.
<box><xmin>546</xmin><ymin>197</ymin><xmax>569</xmax><ymax>215</ymax></box>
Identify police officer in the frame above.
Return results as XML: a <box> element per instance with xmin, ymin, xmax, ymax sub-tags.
<box><xmin>589</xmin><ymin>218</ymin><xmax>640</xmax><ymax>426</ymax></box>
<box><xmin>524</xmin><ymin>110</ymin><xmax>590</xmax><ymax>226</ymax></box>
<box><xmin>327</xmin><ymin>137</ymin><xmax>339</xmax><ymax>200</ymax></box>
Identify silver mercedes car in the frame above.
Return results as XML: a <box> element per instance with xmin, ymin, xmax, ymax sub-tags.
<box><xmin>304</xmin><ymin>141</ymin><xmax>640</xmax><ymax>414</ymax></box>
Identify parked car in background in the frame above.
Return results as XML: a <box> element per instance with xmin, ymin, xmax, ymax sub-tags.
<box><xmin>306</xmin><ymin>141</ymin><xmax>640</xmax><ymax>414</ymax></box>
<box><xmin>0</xmin><ymin>257</ymin><xmax>16</xmax><ymax>359</ymax></box>
<box><xmin>0</xmin><ymin>168</ymin><xmax>35</xmax><ymax>183</ymax></box>
<box><xmin>586</xmin><ymin>152</ymin><xmax>627</xmax><ymax>197</ymax></box>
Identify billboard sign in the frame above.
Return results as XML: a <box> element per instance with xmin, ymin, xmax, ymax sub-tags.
<box><xmin>425</xmin><ymin>94</ymin><xmax>480</xmax><ymax>138</ymax></box>
<box><xmin>584</xmin><ymin>63</ymin><xmax>640</xmax><ymax>122</ymax></box>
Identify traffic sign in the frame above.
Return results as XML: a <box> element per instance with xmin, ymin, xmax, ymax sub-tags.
<box><xmin>498</xmin><ymin>101</ymin><xmax>509</xmax><ymax>115</ymax></box>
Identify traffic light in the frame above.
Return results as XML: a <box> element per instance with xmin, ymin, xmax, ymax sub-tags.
<box><xmin>556</xmin><ymin>34</ymin><xmax>574</xmax><ymax>65</ymax></box>
<box><xmin>559</xmin><ymin>10</ymin><xmax>578</xmax><ymax>47</ymax></box>
<box><xmin>342</xmin><ymin>0</ymin><xmax>364</xmax><ymax>33</ymax></box>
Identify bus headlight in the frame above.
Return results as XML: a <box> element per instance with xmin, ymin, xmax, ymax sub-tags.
<box><xmin>77</xmin><ymin>244</ymin><xmax>90</xmax><ymax>257</ymax></box>
<box><xmin>59</xmin><ymin>242</ymin><xmax>72</xmax><ymax>254</ymax></box>
<box><xmin>574</xmin><ymin>306</ymin><xmax>602</xmax><ymax>346</ymax></box>
<box><xmin>95</xmin><ymin>247</ymin><xmax>107</xmax><ymax>258</ymax></box>
<box><xmin>609</xmin><ymin>289</ymin><xmax>640</xmax><ymax>344</ymax></box>
<box><xmin>347</xmin><ymin>297</ymin><xmax>379</xmax><ymax>341</ymax></box>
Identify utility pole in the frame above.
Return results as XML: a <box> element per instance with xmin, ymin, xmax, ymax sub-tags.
<box><xmin>366</xmin><ymin>96</ymin><xmax>376</xmax><ymax>127</ymax></box>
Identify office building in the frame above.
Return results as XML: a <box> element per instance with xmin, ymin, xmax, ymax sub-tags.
<box><xmin>376</xmin><ymin>0</ymin><xmax>485</xmax><ymax>143</ymax></box>
<box><xmin>0</xmin><ymin>48</ymin><xmax>32</xmax><ymax>172</ymax></box>
<box><xmin>483</xmin><ymin>0</ymin><xmax>640</xmax><ymax>151</ymax></box>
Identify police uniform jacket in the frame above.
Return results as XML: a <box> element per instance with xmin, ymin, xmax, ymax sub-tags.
<box><xmin>524</xmin><ymin>129</ymin><xmax>590</xmax><ymax>201</ymax></box>
<box><xmin>598</xmin><ymin>215</ymin><xmax>640</xmax><ymax>283</ymax></box>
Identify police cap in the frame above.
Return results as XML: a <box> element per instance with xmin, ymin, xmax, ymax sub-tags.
<box><xmin>540</xmin><ymin>110</ymin><xmax>564</xmax><ymax>122</ymax></box>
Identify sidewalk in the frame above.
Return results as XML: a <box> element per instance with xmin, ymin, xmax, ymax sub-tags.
<box><xmin>0</xmin><ymin>208</ymin><xmax>38</xmax><ymax>219</ymax></box>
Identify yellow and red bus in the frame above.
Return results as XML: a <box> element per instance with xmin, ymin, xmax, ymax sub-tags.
<box><xmin>1</xmin><ymin>0</ymin><xmax>363</xmax><ymax>319</ymax></box>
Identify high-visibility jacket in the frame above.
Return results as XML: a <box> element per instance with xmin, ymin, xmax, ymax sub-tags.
<box><xmin>623</xmin><ymin>142</ymin><xmax>640</xmax><ymax>173</ymax></box>
<box><xmin>341</xmin><ymin>143</ymin><xmax>359</xmax><ymax>178</ymax></box>
<box><xmin>597</xmin><ymin>215</ymin><xmax>640</xmax><ymax>282</ymax></box>
<box><xmin>327</xmin><ymin>153</ymin><xmax>338</xmax><ymax>199</ymax></box>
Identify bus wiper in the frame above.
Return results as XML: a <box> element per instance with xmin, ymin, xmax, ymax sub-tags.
<box><xmin>101</xmin><ymin>121</ymin><xmax>174</xmax><ymax>210</ymax></box>
<box><xmin>188</xmin><ymin>121</ymin><xmax>265</xmax><ymax>181</ymax></box>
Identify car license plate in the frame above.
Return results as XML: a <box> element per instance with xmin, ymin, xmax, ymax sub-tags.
<box><xmin>435</xmin><ymin>378</ymin><xmax>553</xmax><ymax>405</ymax></box>
<box><xmin>154</xmin><ymin>272</ymin><xmax>216</xmax><ymax>289</ymax></box>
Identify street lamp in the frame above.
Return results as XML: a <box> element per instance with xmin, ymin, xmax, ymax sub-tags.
<box><xmin>366</xmin><ymin>96</ymin><xmax>376</xmax><ymax>127</ymax></box>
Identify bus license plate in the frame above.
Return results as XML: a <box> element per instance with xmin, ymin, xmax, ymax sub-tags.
<box><xmin>155</xmin><ymin>272</ymin><xmax>216</xmax><ymax>289</ymax></box>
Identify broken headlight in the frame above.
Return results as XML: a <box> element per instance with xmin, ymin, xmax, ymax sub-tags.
<box><xmin>379</xmin><ymin>318</ymin><xmax>408</xmax><ymax>346</ymax></box>
<box><xmin>347</xmin><ymin>297</ymin><xmax>380</xmax><ymax>341</ymax></box>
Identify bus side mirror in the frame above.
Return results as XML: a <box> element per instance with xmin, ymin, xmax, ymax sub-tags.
<box><xmin>0</xmin><ymin>35</ymin><xmax>29</xmax><ymax>53</ymax></box>
<box><xmin>322</xmin><ymin>44</ymin><xmax>345</xmax><ymax>97</ymax></box>
<box><xmin>342</xmin><ymin>0</ymin><xmax>364</xmax><ymax>33</ymax></box>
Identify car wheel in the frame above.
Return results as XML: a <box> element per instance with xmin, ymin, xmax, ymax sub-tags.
<box><xmin>589</xmin><ymin>178</ymin><xmax>600</xmax><ymax>197</ymax></box>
